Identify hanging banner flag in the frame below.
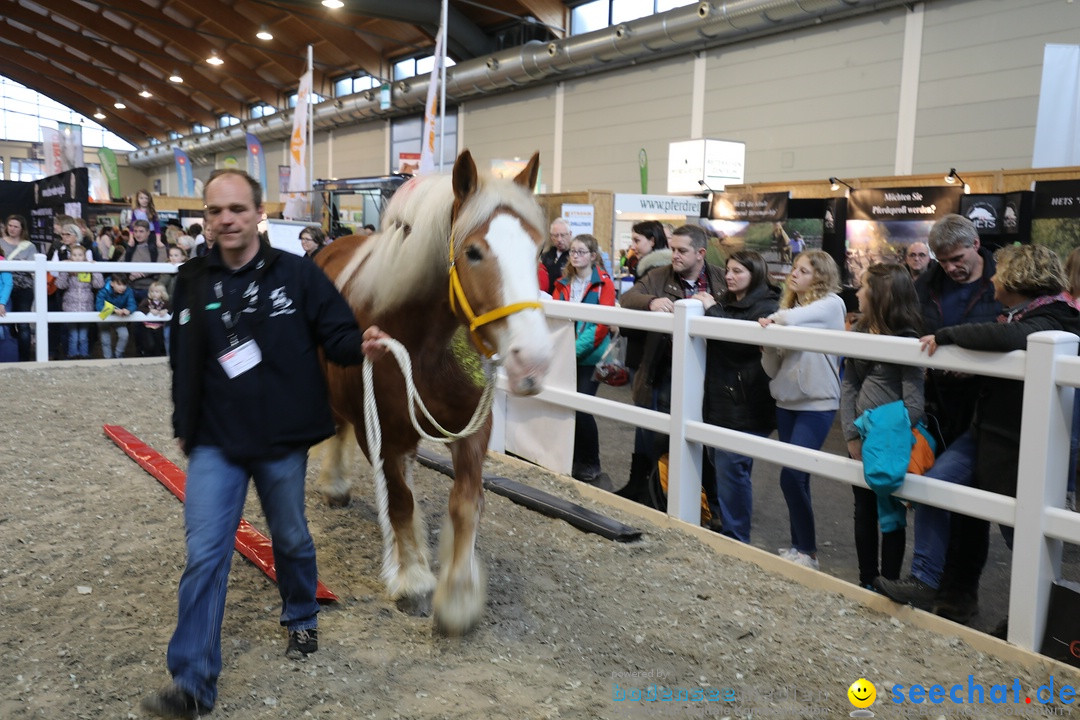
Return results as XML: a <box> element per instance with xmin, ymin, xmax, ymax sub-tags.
<box><xmin>58</xmin><ymin>122</ymin><xmax>84</xmax><ymax>170</ymax></box>
<box><xmin>284</xmin><ymin>56</ymin><xmax>313</xmax><ymax>219</ymax></box>
<box><xmin>41</xmin><ymin>126</ymin><xmax>64</xmax><ymax>176</ymax></box>
<box><xmin>174</xmin><ymin>147</ymin><xmax>195</xmax><ymax>198</ymax></box>
<box><xmin>97</xmin><ymin>147</ymin><xmax>120</xmax><ymax>199</ymax></box>
<box><xmin>245</xmin><ymin>133</ymin><xmax>268</xmax><ymax>190</ymax></box>
<box><xmin>638</xmin><ymin>148</ymin><xmax>648</xmax><ymax>194</ymax></box>
<box><xmin>418</xmin><ymin>25</ymin><xmax>446</xmax><ymax>175</ymax></box>
<box><xmin>278</xmin><ymin>166</ymin><xmax>291</xmax><ymax>204</ymax></box>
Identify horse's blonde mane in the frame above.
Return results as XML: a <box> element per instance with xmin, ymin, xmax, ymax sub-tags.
<box><xmin>350</xmin><ymin>168</ymin><xmax>546</xmax><ymax>316</ymax></box>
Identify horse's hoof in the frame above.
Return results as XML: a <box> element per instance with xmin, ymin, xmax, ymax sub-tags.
<box><xmin>320</xmin><ymin>493</ymin><xmax>351</xmax><ymax>508</ymax></box>
<box><xmin>433</xmin><ymin>613</ymin><xmax>479</xmax><ymax>637</ymax></box>
<box><xmin>395</xmin><ymin>592</ymin><xmax>433</xmax><ymax>618</ymax></box>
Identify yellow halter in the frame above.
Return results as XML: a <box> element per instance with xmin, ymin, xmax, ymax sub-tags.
<box><xmin>447</xmin><ymin>230</ymin><xmax>542</xmax><ymax>358</ymax></box>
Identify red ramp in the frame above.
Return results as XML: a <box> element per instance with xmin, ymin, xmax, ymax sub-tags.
<box><xmin>104</xmin><ymin>424</ymin><xmax>338</xmax><ymax>603</ymax></box>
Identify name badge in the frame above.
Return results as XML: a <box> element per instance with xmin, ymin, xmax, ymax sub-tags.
<box><xmin>217</xmin><ymin>338</ymin><xmax>262</xmax><ymax>379</ymax></box>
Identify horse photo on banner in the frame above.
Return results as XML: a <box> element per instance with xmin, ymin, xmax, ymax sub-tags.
<box><xmin>844</xmin><ymin>187</ymin><xmax>962</xmax><ymax>288</ymax></box>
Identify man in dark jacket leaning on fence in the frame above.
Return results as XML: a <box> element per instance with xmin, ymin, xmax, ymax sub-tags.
<box><xmin>616</xmin><ymin>224</ymin><xmax>725</xmax><ymax>506</ymax></box>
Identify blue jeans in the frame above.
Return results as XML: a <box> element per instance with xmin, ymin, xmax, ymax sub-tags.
<box><xmin>909</xmin><ymin>430</ymin><xmax>977</xmax><ymax>588</ymax></box>
<box><xmin>775</xmin><ymin>408</ymin><xmax>835</xmax><ymax>555</ymax></box>
<box><xmin>167</xmin><ymin>446</ymin><xmax>318</xmax><ymax>709</ymax></box>
<box><xmin>708</xmin><ymin>430</ymin><xmax>769</xmax><ymax>543</ymax></box>
<box><xmin>67</xmin><ymin>324</ymin><xmax>88</xmax><ymax>357</ymax></box>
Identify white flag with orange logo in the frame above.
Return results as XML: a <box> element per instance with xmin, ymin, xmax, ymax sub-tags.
<box><xmin>418</xmin><ymin>26</ymin><xmax>445</xmax><ymax>175</ymax></box>
<box><xmin>283</xmin><ymin>56</ymin><xmax>312</xmax><ymax>219</ymax></box>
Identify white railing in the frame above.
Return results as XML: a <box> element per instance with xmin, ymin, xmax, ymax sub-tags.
<box><xmin>501</xmin><ymin>298</ymin><xmax>1080</xmax><ymax>653</ymax></box>
<box><xmin>8</xmin><ymin>254</ymin><xmax>1078</xmax><ymax>652</ymax></box>
<box><xmin>0</xmin><ymin>254</ymin><xmax>177</xmax><ymax>362</ymax></box>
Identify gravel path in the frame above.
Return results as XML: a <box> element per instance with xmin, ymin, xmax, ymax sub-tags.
<box><xmin>0</xmin><ymin>361</ymin><xmax>1071</xmax><ymax>719</ymax></box>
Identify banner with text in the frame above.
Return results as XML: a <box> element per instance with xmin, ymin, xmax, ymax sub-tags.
<box><xmin>1031</xmin><ymin>180</ymin><xmax>1080</xmax><ymax>258</ymax></box>
<box><xmin>711</xmin><ymin>192</ymin><xmax>789</xmax><ymax>222</ymax></box>
<box><xmin>844</xmin><ymin>187</ymin><xmax>960</xmax><ymax>288</ymax></box>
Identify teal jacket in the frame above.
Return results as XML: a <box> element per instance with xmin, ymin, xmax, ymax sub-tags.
<box><xmin>854</xmin><ymin>399</ymin><xmax>936</xmax><ymax>533</ymax></box>
<box><xmin>553</xmin><ymin>265</ymin><xmax>616</xmax><ymax>366</ymax></box>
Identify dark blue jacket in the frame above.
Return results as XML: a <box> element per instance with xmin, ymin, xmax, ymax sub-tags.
<box><xmin>170</xmin><ymin>245</ymin><xmax>364</xmax><ymax>459</ymax></box>
<box><xmin>915</xmin><ymin>245</ymin><xmax>1000</xmax><ymax>334</ymax></box>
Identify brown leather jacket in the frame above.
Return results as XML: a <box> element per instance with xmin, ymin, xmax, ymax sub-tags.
<box><xmin>619</xmin><ymin>262</ymin><xmax>725</xmax><ymax>407</ymax></box>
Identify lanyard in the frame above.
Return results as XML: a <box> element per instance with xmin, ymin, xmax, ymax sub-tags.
<box><xmin>214</xmin><ymin>259</ymin><xmax>268</xmax><ymax>348</ymax></box>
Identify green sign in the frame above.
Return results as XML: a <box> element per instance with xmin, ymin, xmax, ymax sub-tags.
<box><xmin>638</xmin><ymin>148</ymin><xmax>648</xmax><ymax>194</ymax></box>
<box><xmin>97</xmin><ymin>147</ymin><xmax>120</xmax><ymax>199</ymax></box>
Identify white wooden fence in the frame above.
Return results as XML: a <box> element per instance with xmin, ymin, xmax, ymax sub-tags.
<box><xmin>0</xmin><ymin>255</ymin><xmax>177</xmax><ymax>362</ymax></box>
<box><xmin>6</xmin><ymin>254</ymin><xmax>1078</xmax><ymax>653</ymax></box>
<box><xmin>510</xmin><ymin>298</ymin><xmax>1080</xmax><ymax>653</ymax></box>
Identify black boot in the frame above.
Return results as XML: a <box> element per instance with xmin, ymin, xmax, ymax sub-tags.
<box><xmin>616</xmin><ymin>453</ymin><xmax>654</xmax><ymax>505</ymax></box>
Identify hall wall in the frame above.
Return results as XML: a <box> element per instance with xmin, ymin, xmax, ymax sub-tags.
<box><xmin>138</xmin><ymin>0</ymin><xmax>1080</xmax><ymax>197</ymax></box>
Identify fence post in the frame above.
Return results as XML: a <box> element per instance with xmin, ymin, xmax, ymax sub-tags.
<box><xmin>667</xmin><ymin>299</ymin><xmax>706</xmax><ymax>524</ymax></box>
<box><xmin>33</xmin><ymin>254</ymin><xmax>49</xmax><ymax>363</ymax></box>
<box><xmin>1010</xmin><ymin>330</ymin><xmax>1077</xmax><ymax>650</ymax></box>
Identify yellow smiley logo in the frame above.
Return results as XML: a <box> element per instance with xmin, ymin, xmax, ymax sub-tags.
<box><xmin>848</xmin><ymin>678</ymin><xmax>876</xmax><ymax>709</ymax></box>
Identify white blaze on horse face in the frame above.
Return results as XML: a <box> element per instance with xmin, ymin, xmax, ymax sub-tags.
<box><xmin>485</xmin><ymin>212</ymin><xmax>551</xmax><ymax>395</ymax></box>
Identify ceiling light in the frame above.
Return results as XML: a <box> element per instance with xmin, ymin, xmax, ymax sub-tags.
<box><xmin>207</xmin><ymin>52</ymin><xmax>224</xmax><ymax>66</ymax></box>
<box><xmin>169</xmin><ymin>72</ymin><xmax>183</xmax><ymax>83</ymax></box>
<box><xmin>139</xmin><ymin>88</ymin><xmax>152</xmax><ymax>98</ymax></box>
<box><xmin>256</xmin><ymin>27</ymin><xmax>273</xmax><ymax>41</ymax></box>
<box><xmin>93</xmin><ymin>109</ymin><xmax>106</xmax><ymax>120</ymax></box>
<box><xmin>322</xmin><ymin>0</ymin><xmax>344</xmax><ymax>8</ymax></box>
<box><xmin>113</xmin><ymin>101</ymin><xmax>126</xmax><ymax>110</ymax></box>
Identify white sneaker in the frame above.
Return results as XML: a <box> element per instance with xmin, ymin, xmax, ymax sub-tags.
<box><xmin>788</xmin><ymin>551</ymin><xmax>820</xmax><ymax>570</ymax></box>
<box><xmin>778</xmin><ymin>547</ymin><xmax>798</xmax><ymax>560</ymax></box>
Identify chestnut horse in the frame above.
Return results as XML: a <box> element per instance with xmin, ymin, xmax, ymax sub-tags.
<box><xmin>315</xmin><ymin>150</ymin><xmax>551</xmax><ymax>634</ymax></box>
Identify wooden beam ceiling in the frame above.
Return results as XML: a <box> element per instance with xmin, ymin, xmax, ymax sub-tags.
<box><xmin>0</xmin><ymin>0</ymin><xmax>563</xmax><ymax>147</ymax></box>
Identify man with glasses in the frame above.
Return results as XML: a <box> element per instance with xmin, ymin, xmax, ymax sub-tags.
<box><xmin>540</xmin><ymin>218</ymin><xmax>572</xmax><ymax>294</ymax></box>
<box><xmin>875</xmin><ymin>214</ymin><xmax>1000</xmax><ymax>621</ymax></box>
<box><xmin>905</xmin><ymin>241</ymin><xmax>932</xmax><ymax>280</ymax></box>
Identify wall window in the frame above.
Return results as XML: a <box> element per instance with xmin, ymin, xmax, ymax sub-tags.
<box><xmin>12</xmin><ymin>157</ymin><xmax>44</xmax><ymax>181</ymax></box>
<box><xmin>570</xmin><ymin>0</ymin><xmax>694</xmax><ymax>34</ymax></box>
<box><xmin>333</xmin><ymin>74</ymin><xmax>378</xmax><ymax>97</ymax></box>
<box><xmin>393</xmin><ymin>55</ymin><xmax>457</xmax><ymax>81</ymax></box>
<box><xmin>218</xmin><ymin>114</ymin><xmax>240</xmax><ymax>128</ymax></box>
<box><xmin>250</xmin><ymin>103</ymin><xmax>276</xmax><ymax>118</ymax></box>
<box><xmin>389</xmin><ymin>108</ymin><xmax>458</xmax><ymax>173</ymax></box>
<box><xmin>0</xmin><ymin>74</ymin><xmax>135</xmax><ymax>150</ymax></box>
<box><xmin>192</xmin><ymin>123</ymin><xmax>211</xmax><ymax>134</ymax></box>
<box><xmin>287</xmin><ymin>91</ymin><xmax>326</xmax><ymax>109</ymax></box>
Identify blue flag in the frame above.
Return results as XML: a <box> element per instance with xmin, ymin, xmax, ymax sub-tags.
<box><xmin>246</xmin><ymin>133</ymin><xmax>268</xmax><ymax>190</ymax></box>
<box><xmin>173</xmin><ymin>147</ymin><xmax>195</xmax><ymax>197</ymax></box>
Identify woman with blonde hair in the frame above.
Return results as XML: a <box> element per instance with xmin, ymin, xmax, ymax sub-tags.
<box><xmin>759</xmin><ymin>249</ymin><xmax>846</xmax><ymax>569</ymax></box>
